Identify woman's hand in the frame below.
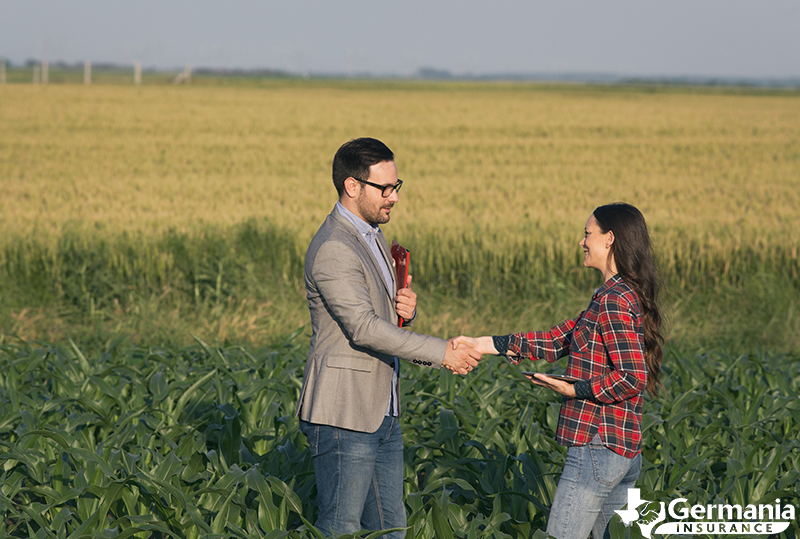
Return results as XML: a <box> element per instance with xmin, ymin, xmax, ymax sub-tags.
<box><xmin>525</xmin><ymin>373</ymin><xmax>577</xmax><ymax>398</ymax></box>
<box><xmin>450</xmin><ymin>336</ymin><xmax>498</xmax><ymax>356</ymax></box>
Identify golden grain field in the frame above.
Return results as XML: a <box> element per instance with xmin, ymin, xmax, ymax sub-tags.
<box><xmin>2</xmin><ymin>81</ymin><xmax>799</xmax><ymax>251</ymax></box>
<box><xmin>2</xmin><ymin>80</ymin><xmax>799</xmax><ymax>349</ymax></box>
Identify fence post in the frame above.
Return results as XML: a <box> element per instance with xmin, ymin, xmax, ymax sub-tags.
<box><xmin>42</xmin><ymin>60</ymin><xmax>49</xmax><ymax>84</ymax></box>
<box><xmin>134</xmin><ymin>61</ymin><xmax>141</xmax><ymax>85</ymax></box>
<box><xmin>84</xmin><ymin>61</ymin><xmax>91</xmax><ymax>84</ymax></box>
<box><xmin>173</xmin><ymin>64</ymin><xmax>192</xmax><ymax>84</ymax></box>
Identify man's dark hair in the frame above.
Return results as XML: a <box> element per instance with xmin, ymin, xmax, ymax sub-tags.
<box><xmin>332</xmin><ymin>138</ymin><xmax>394</xmax><ymax>197</ymax></box>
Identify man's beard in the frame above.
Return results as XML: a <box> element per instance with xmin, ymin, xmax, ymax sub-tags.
<box><xmin>356</xmin><ymin>194</ymin><xmax>392</xmax><ymax>225</ymax></box>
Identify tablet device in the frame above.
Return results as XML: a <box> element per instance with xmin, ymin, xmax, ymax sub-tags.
<box><xmin>521</xmin><ymin>372</ymin><xmax>582</xmax><ymax>384</ymax></box>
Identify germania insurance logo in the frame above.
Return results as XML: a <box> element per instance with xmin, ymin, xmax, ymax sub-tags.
<box><xmin>615</xmin><ymin>488</ymin><xmax>795</xmax><ymax>537</ymax></box>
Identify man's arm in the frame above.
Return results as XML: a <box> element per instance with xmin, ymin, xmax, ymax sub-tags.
<box><xmin>394</xmin><ymin>276</ymin><xmax>480</xmax><ymax>374</ymax></box>
<box><xmin>312</xmin><ymin>240</ymin><xmax>480</xmax><ymax>372</ymax></box>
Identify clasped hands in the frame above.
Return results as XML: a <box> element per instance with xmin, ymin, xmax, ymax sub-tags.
<box><xmin>394</xmin><ymin>279</ymin><xmax>481</xmax><ymax>376</ymax></box>
<box><xmin>441</xmin><ymin>335</ymin><xmax>577</xmax><ymax>397</ymax></box>
<box><xmin>440</xmin><ymin>337</ymin><xmax>481</xmax><ymax>375</ymax></box>
<box><xmin>441</xmin><ymin>335</ymin><xmax>497</xmax><ymax>376</ymax></box>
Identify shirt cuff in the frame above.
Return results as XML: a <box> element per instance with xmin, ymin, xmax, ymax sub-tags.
<box><xmin>574</xmin><ymin>380</ymin><xmax>593</xmax><ymax>400</ymax></box>
<box><xmin>492</xmin><ymin>335</ymin><xmax>511</xmax><ymax>355</ymax></box>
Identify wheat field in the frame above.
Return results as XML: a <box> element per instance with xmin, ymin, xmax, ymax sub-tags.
<box><xmin>2</xmin><ymin>82</ymin><xmax>799</xmax><ymax>246</ymax></box>
<box><xmin>1</xmin><ymin>80</ymin><xmax>799</xmax><ymax>349</ymax></box>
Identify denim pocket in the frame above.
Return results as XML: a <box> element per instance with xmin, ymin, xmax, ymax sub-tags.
<box><xmin>590</xmin><ymin>445</ymin><xmax>630</xmax><ymax>487</ymax></box>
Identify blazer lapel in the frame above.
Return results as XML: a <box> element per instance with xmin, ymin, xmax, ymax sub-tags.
<box><xmin>331</xmin><ymin>209</ymin><xmax>395</xmax><ymax>300</ymax></box>
<box><xmin>376</xmin><ymin>229</ymin><xmax>397</xmax><ymax>292</ymax></box>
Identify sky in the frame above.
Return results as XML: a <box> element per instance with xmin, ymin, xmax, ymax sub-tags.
<box><xmin>2</xmin><ymin>1</ymin><xmax>799</xmax><ymax>80</ymax></box>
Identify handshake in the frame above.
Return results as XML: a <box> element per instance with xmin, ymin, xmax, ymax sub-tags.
<box><xmin>440</xmin><ymin>335</ymin><xmax>497</xmax><ymax>375</ymax></box>
<box><xmin>439</xmin><ymin>335</ymin><xmax>576</xmax><ymax>396</ymax></box>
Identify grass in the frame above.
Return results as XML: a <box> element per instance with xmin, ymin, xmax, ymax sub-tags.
<box><xmin>2</xmin><ymin>218</ymin><xmax>799</xmax><ymax>353</ymax></box>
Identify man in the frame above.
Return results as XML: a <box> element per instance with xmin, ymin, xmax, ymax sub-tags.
<box><xmin>295</xmin><ymin>137</ymin><xmax>481</xmax><ymax>537</ymax></box>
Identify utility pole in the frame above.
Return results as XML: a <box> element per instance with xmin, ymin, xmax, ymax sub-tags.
<box><xmin>84</xmin><ymin>61</ymin><xmax>91</xmax><ymax>84</ymax></box>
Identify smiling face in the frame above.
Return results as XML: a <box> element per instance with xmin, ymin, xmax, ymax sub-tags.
<box><xmin>579</xmin><ymin>214</ymin><xmax>616</xmax><ymax>279</ymax></box>
<box><xmin>351</xmin><ymin>160</ymin><xmax>399</xmax><ymax>225</ymax></box>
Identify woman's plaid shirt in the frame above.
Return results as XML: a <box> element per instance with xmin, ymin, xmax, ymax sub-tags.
<box><xmin>507</xmin><ymin>275</ymin><xmax>647</xmax><ymax>458</ymax></box>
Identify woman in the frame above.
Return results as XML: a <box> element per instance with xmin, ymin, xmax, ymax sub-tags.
<box><xmin>454</xmin><ymin>203</ymin><xmax>664</xmax><ymax>539</ymax></box>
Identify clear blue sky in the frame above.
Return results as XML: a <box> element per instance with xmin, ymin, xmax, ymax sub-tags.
<box><xmin>2</xmin><ymin>1</ymin><xmax>798</xmax><ymax>79</ymax></box>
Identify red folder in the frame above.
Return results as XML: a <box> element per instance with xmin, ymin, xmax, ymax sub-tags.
<box><xmin>390</xmin><ymin>240</ymin><xmax>410</xmax><ymax>326</ymax></box>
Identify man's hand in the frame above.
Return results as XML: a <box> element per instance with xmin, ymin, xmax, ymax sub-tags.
<box><xmin>442</xmin><ymin>337</ymin><xmax>482</xmax><ymax>375</ymax></box>
<box><xmin>395</xmin><ymin>275</ymin><xmax>416</xmax><ymax>322</ymax></box>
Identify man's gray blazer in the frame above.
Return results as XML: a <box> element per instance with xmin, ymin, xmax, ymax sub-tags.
<box><xmin>295</xmin><ymin>207</ymin><xmax>447</xmax><ymax>433</ymax></box>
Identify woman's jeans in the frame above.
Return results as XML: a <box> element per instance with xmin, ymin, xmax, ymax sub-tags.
<box><xmin>299</xmin><ymin>416</ymin><xmax>406</xmax><ymax>538</ymax></box>
<box><xmin>546</xmin><ymin>435</ymin><xmax>641</xmax><ymax>539</ymax></box>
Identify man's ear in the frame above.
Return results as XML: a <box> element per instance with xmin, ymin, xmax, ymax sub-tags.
<box><xmin>343</xmin><ymin>177</ymin><xmax>360</xmax><ymax>199</ymax></box>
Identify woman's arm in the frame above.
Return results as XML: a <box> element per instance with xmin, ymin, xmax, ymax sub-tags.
<box><xmin>590</xmin><ymin>293</ymin><xmax>647</xmax><ymax>403</ymax></box>
<box><xmin>452</xmin><ymin>313</ymin><xmax>583</xmax><ymax>363</ymax></box>
<box><xmin>506</xmin><ymin>316</ymin><xmax>579</xmax><ymax>363</ymax></box>
<box><xmin>452</xmin><ymin>336</ymin><xmax>578</xmax><ymax>397</ymax></box>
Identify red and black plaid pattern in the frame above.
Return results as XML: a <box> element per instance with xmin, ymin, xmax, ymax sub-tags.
<box><xmin>507</xmin><ymin>275</ymin><xmax>647</xmax><ymax>458</ymax></box>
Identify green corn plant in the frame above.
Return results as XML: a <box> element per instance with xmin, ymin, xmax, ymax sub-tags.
<box><xmin>1</xmin><ymin>338</ymin><xmax>798</xmax><ymax>538</ymax></box>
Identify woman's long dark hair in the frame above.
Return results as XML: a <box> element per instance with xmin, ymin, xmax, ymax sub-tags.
<box><xmin>593</xmin><ymin>203</ymin><xmax>664</xmax><ymax>397</ymax></box>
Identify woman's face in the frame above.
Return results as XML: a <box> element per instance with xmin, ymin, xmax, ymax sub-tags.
<box><xmin>579</xmin><ymin>214</ymin><xmax>614</xmax><ymax>275</ymax></box>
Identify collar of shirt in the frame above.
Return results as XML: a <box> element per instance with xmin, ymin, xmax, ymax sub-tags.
<box><xmin>593</xmin><ymin>274</ymin><xmax>623</xmax><ymax>300</ymax></box>
<box><xmin>335</xmin><ymin>200</ymin><xmax>394</xmax><ymax>294</ymax></box>
<box><xmin>335</xmin><ymin>201</ymin><xmax>380</xmax><ymax>241</ymax></box>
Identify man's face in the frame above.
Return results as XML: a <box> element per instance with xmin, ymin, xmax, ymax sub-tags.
<box><xmin>354</xmin><ymin>160</ymin><xmax>400</xmax><ymax>225</ymax></box>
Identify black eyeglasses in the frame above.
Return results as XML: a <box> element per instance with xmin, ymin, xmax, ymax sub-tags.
<box><xmin>353</xmin><ymin>177</ymin><xmax>403</xmax><ymax>198</ymax></box>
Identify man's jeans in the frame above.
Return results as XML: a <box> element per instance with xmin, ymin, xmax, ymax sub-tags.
<box><xmin>546</xmin><ymin>435</ymin><xmax>641</xmax><ymax>539</ymax></box>
<box><xmin>299</xmin><ymin>416</ymin><xmax>406</xmax><ymax>538</ymax></box>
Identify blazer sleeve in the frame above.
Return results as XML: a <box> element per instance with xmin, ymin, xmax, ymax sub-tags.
<box><xmin>311</xmin><ymin>238</ymin><xmax>447</xmax><ymax>367</ymax></box>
